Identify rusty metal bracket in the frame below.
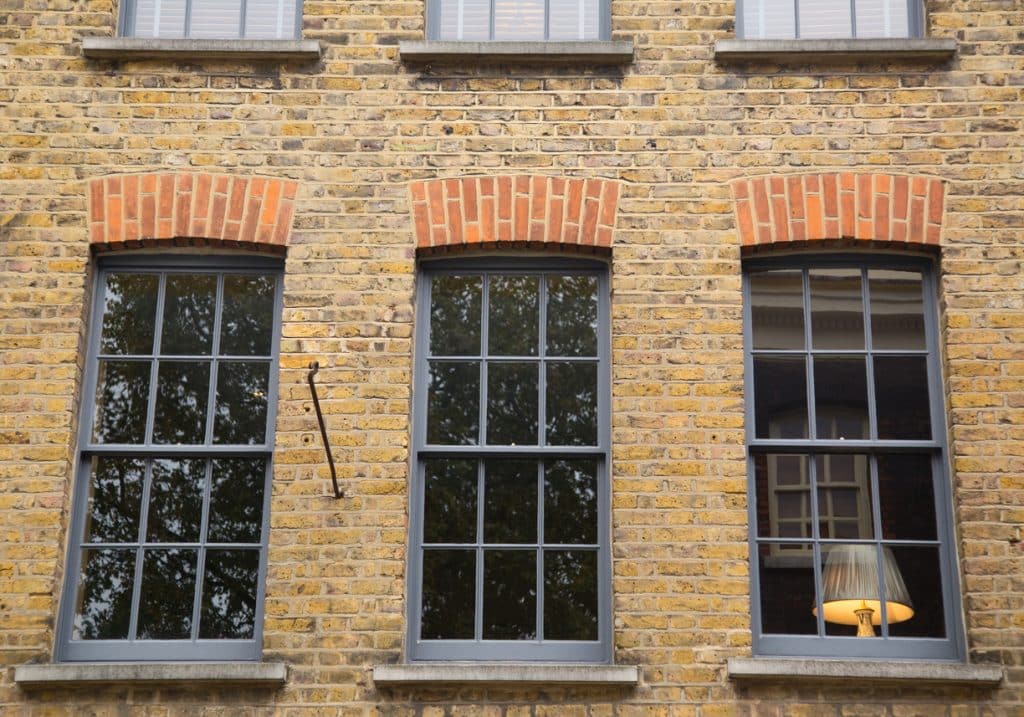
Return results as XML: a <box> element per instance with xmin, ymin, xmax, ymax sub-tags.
<box><xmin>307</xmin><ymin>361</ymin><xmax>342</xmax><ymax>499</ymax></box>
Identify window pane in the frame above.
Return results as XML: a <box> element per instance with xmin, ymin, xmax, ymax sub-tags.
<box><xmin>489</xmin><ymin>275</ymin><xmax>539</xmax><ymax>356</ymax></box>
<box><xmin>92</xmin><ymin>360</ymin><xmax>151</xmax><ymax>444</ymax></box>
<box><xmin>742</xmin><ymin>0</ymin><xmax>796</xmax><ymax>39</ymax></box>
<box><xmin>430</xmin><ymin>276</ymin><xmax>482</xmax><ymax>356</ymax></box>
<box><xmin>99</xmin><ymin>273</ymin><xmax>158</xmax><ymax>355</ymax></box>
<box><xmin>493</xmin><ymin>0</ymin><xmax>546</xmax><ymax>40</ymax></box>
<box><xmin>887</xmin><ymin>546</ymin><xmax>944</xmax><ymax>638</ymax></box>
<box><xmin>755</xmin><ymin>454</ymin><xmax>808</xmax><ymax>539</ymax></box>
<box><xmin>750</xmin><ymin>270</ymin><xmax>804</xmax><ymax>350</ymax></box>
<box><xmin>437</xmin><ymin>0</ymin><xmax>490</xmax><ymax>40</ymax></box>
<box><xmin>153</xmin><ymin>361</ymin><xmax>211</xmax><ymax>444</ymax></box>
<box><xmin>189</xmin><ymin>0</ymin><xmax>242</xmax><ymax>38</ymax></box>
<box><xmin>810</xmin><ymin>269</ymin><xmax>864</xmax><ymax>350</ymax></box>
<box><xmin>137</xmin><ymin>548</ymin><xmax>197</xmax><ymax>639</ymax></box>
<box><xmin>427</xmin><ymin>362</ymin><xmax>480</xmax><ymax>445</ymax></box>
<box><xmin>161</xmin><ymin>275</ymin><xmax>216</xmax><ymax>355</ymax></box>
<box><xmin>758</xmin><ymin>542</ymin><xmax>817</xmax><ymax>634</ymax></box>
<box><xmin>208</xmin><ymin>458</ymin><xmax>266</xmax><ymax>544</ymax></box>
<box><xmin>133</xmin><ymin>0</ymin><xmax>186</xmax><ymax>37</ymax></box>
<box><xmin>147</xmin><ymin>459</ymin><xmax>205</xmax><ymax>543</ymax></box>
<box><xmin>821</xmin><ymin>544</ymin><xmax>919</xmax><ymax>637</ymax></box>
<box><xmin>199</xmin><ymin>549</ymin><xmax>259</xmax><ymax>639</ymax></box>
<box><xmin>484</xmin><ymin>460</ymin><xmax>536</xmax><ymax>544</ymax></box>
<box><xmin>544</xmin><ymin>459</ymin><xmax>598</xmax><ymax>545</ymax></box>
<box><xmin>797</xmin><ymin>0</ymin><xmax>852</xmax><ymax>38</ymax></box>
<box><xmin>73</xmin><ymin>549</ymin><xmax>135</xmax><ymax>640</ymax></box>
<box><xmin>421</xmin><ymin>550</ymin><xmax>475</xmax><ymax>639</ymax></box>
<box><xmin>877</xmin><ymin>454</ymin><xmax>936</xmax><ymax>540</ymax></box>
<box><xmin>220</xmin><ymin>274</ymin><xmax>276</xmax><ymax>356</ymax></box>
<box><xmin>483</xmin><ymin>550</ymin><xmax>537</xmax><ymax>639</ymax></box>
<box><xmin>855</xmin><ymin>0</ymin><xmax>909</xmax><ymax>38</ymax></box>
<box><xmin>84</xmin><ymin>457</ymin><xmax>145</xmax><ymax>544</ymax></box>
<box><xmin>213</xmin><ymin>361</ymin><xmax>270</xmax><ymax>445</ymax></box>
<box><xmin>813</xmin><ymin>357</ymin><xmax>868</xmax><ymax>440</ymax></box>
<box><xmin>423</xmin><ymin>458</ymin><xmax>477</xmax><ymax>544</ymax></box>
<box><xmin>815</xmin><ymin>454</ymin><xmax>873</xmax><ymax>540</ymax></box>
<box><xmin>245</xmin><ymin>0</ymin><xmax>297</xmax><ymax>38</ymax></box>
<box><xmin>546</xmin><ymin>362</ymin><xmax>597</xmax><ymax>446</ymax></box>
<box><xmin>754</xmin><ymin>357</ymin><xmax>808</xmax><ymax>439</ymax></box>
<box><xmin>548</xmin><ymin>0</ymin><xmax>600</xmax><ymax>40</ymax></box>
<box><xmin>487</xmin><ymin>362</ymin><xmax>538</xmax><ymax>445</ymax></box>
<box><xmin>869</xmin><ymin>270</ymin><xmax>925</xmax><ymax>350</ymax></box>
<box><xmin>547</xmin><ymin>275</ymin><xmax>598</xmax><ymax>356</ymax></box>
<box><xmin>874</xmin><ymin>356</ymin><xmax>931</xmax><ymax>439</ymax></box>
<box><xmin>544</xmin><ymin>551</ymin><xmax>598</xmax><ymax>640</ymax></box>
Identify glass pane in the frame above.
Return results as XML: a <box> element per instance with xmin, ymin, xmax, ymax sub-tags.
<box><xmin>73</xmin><ymin>549</ymin><xmax>135</xmax><ymax>639</ymax></box>
<box><xmin>758</xmin><ymin>542</ymin><xmax>817</xmax><ymax>634</ymax></box>
<box><xmin>427</xmin><ymin>361</ymin><xmax>480</xmax><ymax>445</ymax></box>
<box><xmin>220</xmin><ymin>274</ymin><xmax>276</xmax><ymax>356</ymax></box>
<box><xmin>146</xmin><ymin>459</ymin><xmax>205</xmax><ymax>543</ymax></box>
<box><xmin>855</xmin><ymin>0</ymin><xmax>909</xmax><ymax>38</ymax></box>
<box><xmin>548</xmin><ymin>0</ymin><xmax>600</xmax><ymax>39</ymax></box>
<box><xmin>84</xmin><ymin>457</ymin><xmax>145</xmax><ymax>543</ymax></box>
<box><xmin>489</xmin><ymin>275</ymin><xmax>539</xmax><ymax>356</ymax></box>
<box><xmin>484</xmin><ymin>460</ymin><xmax>536</xmax><ymax>544</ymax></box>
<box><xmin>423</xmin><ymin>459</ymin><xmax>477</xmax><ymax>544</ymax></box>
<box><xmin>544</xmin><ymin>551</ymin><xmax>598</xmax><ymax>640</ymax></box>
<box><xmin>546</xmin><ymin>362</ymin><xmax>597</xmax><ymax>446</ymax></box>
<box><xmin>887</xmin><ymin>546</ymin><xmax>944</xmax><ymax>638</ymax></box>
<box><xmin>92</xmin><ymin>360</ymin><xmax>151</xmax><ymax>444</ymax></box>
<box><xmin>213</xmin><ymin>361</ymin><xmax>270</xmax><ymax>445</ymax></box>
<box><xmin>153</xmin><ymin>361</ymin><xmax>211</xmax><ymax>444</ymax></box>
<box><xmin>750</xmin><ymin>270</ymin><xmax>804</xmax><ymax>350</ymax></box>
<box><xmin>743</xmin><ymin>0</ymin><xmax>795</xmax><ymax>39</ymax></box>
<box><xmin>99</xmin><ymin>273</ymin><xmax>158</xmax><ymax>355</ymax></box>
<box><xmin>136</xmin><ymin>548</ymin><xmax>197</xmax><ymax>639</ymax></box>
<box><xmin>421</xmin><ymin>550</ymin><xmax>475</xmax><ymax>639</ymax></box>
<box><xmin>245</xmin><ymin>0</ymin><xmax>297</xmax><ymax>38</ymax></box>
<box><xmin>547</xmin><ymin>275</ymin><xmax>598</xmax><ymax>357</ymax></box>
<box><xmin>493</xmin><ymin>0</ymin><xmax>545</xmax><ymax>40</ymax></box>
<box><xmin>813</xmin><ymin>357</ymin><xmax>868</xmax><ymax>440</ymax></box>
<box><xmin>544</xmin><ymin>459</ymin><xmax>598</xmax><ymax>545</ymax></box>
<box><xmin>487</xmin><ymin>362</ymin><xmax>538</xmax><ymax>445</ymax></box>
<box><xmin>874</xmin><ymin>356</ymin><xmax>931</xmax><ymax>439</ymax></box>
<box><xmin>755</xmin><ymin>454</ymin><xmax>809</xmax><ymax>539</ymax></box>
<box><xmin>189</xmin><ymin>0</ymin><xmax>243</xmax><ymax>39</ymax></box>
<box><xmin>437</xmin><ymin>0</ymin><xmax>490</xmax><ymax>40</ymax></box>
<box><xmin>810</xmin><ymin>269</ymin><xmax>864</xmax><ymax>350</ymax></box>
<box><xmin>869</xmin><ymin>270</ymin><xmax>926</xmax><ymax>350</ymax></box>
<box><xmin>430</xmin><ymin>275</ymin><xmax>481</xmax><ymax>356</ymax></box>
<box><xmin>483</xmin><ymin>550</ymin><xmax>537</xmax><ymax>639</ymax></box>
<box><xmin>161</xmin><ymin>275</ymin><xmax>216</xmax><ymax>355</ymax></box>
<box><xmin>133</xmin><ymin>0</ymin><xmax>186</xmax><ymax>37</ymax></box>
<box><xmin>821</xmin><ymin>544</ymin><xmax>921</xmax><ymax>637</ymax></box>
<box><xmin>816</xmin><ymin>454</ymin><xmax>873</xmax><ymax>540</ymax></box>
<box><xmin>878</xmin><ymin>454</ymin><xmax>937</xmax><ymax>540</ymax></box>
<box><xmin>753</xmin><ymin>357</ymin><xmax>808</xmax><ymax>439</ymax></box>
<box><xmin>208</xmin><ymin>458</ymin><xmax>267</xmax><ymax>544</ymax></box>
<box><xmin>199</xmin><ymin>549</ymin><xmax>259</xmax><ymax>639</ymax></box>
<box><xmin>798</xmin><ymin>0</ymin><xmax>852</xmax><ymax>38</ymax></box>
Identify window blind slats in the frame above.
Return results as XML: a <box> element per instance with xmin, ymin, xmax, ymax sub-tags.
<box><xmin>741</xmin><ymin>0</ymin><xmax>911</xmax><ymax>39</ymax></box>
<box><xmin>244</xmin><ymin>0</ymin><xmax>295</xmax><ymax>39</ymax></box>
<box><xmin>127</xmin><ymin>0</ymin><xmax>296</xmax><ymax>38</ymax></box>
<box><xmin>437</xmin><ymin>0</ymin><xmax>599</xmax><ymax>40</ymax></box>
<box><xmin>190</xmin><ymin>0</ymin><xmax>243</xmax><ymax>38</ymax></box>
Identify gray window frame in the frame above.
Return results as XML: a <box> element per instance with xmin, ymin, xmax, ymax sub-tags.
<box><xmin>117</xmin><ymin>0</ymin><xmax>304</xmax><ymax>39</ymax></box>
<box><xmin>735</xmin><ymin>0</ymin><xmax>925</xmax><ymax>39</ymax></box>
<box><xmin>742</xmin><ymin>254</ymin><xmax>965</xmax><ymax>661</ymax></box>
<box><xmin>56</xmin><ymin>254</ymin><xmax>283</xmax><ymax>663</ymax></box>
<box><xmin>426</xmin><ymin>0</ymin><xmax>611</xmax><ymax>41</ymax></box>
<box><xmin>408</xmin><ymin>257</ymin><xmax>612</xmax><ymax>663</ymax></box>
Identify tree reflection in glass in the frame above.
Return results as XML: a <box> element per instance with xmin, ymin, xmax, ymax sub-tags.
<box><xmin>546</xmin><ymin>362</ymin><xmax>597</xmax><ymax>445</ymax></box>
<box><xmin>99</xmin><ymin>273</ymin><xmax>158</xmax><ymax>355</ymax></box>
<box><xmin>213</xmin><ymin>361</ymin><xmax>269</xmax><ymax>445</ymax></box>
<box><xmin>73</xmin><ymin>549</ymin><xmax>135</xmax><ymax>639</ymax></box>
<box><xmin>546</xmin><ymin>275</ymin><xmax>597</xmax><ymax>356</ymax></box>
<box><xmin>489</xmin><ymin>275</ymin><xmax>539</xmax><ymax>356</ymax></box>
<box><xmin>92</xmin><ymin>360</ymin><xmax>151</xmax><ymax>444</ymax></box>
<box><xmin>199</xmin><ymin>549</ymin><xmax>258</xmax><ymax>639</ymax></box>
<box><xmin>207</xmin><ymin>458</ymin><xmax>266</xmax><ymax>544</ymax></box>
<box><xmin>146</xmin><ymin>459</ymin><xmax>205</xmax><ymax>543</ymax></box>
<box><xmin>430</xmin><ymin>275</ymin><xmax>481</xmax><ymax>356</ymax></box>
<box><xmin>85</xmin><ymin>457</ymin><xmax>145</xmax><ymax>543</ymax></box>
<box><xmin>421</xmin><ymin>550</ymin><xmax>475</xmax><ymax>639</ymax></box>
<box><xmin>161</xmin><ymin>275</ymin><xmax>216</xmax><ymax>355</ymax></box>
<box><xmin>544</xmin><ymin>460</ymin><xmax>597</xmax><ymax>544</ymax></box>
<box><xmin>544</xmin><ymin>551</ymin><xmax>598</xmax><ymax>640</ymax></box>
<box><xmin>153</xmin><ymin>361</ymin><xmax>210</xmax><ymax>444</ymax></box>
<box><xmin>423</xmin><ymin>459</ymin><xmax>477</xmax><ymax>544</ymax></box>
<box><xmin>220</xmin><ymin>275</ymin><xmax>276</xmax><ymax>356</ymax></box>
<box><xmin>427</xmin><ymin>362</ymin><xmax>479</xmax><ymax>444</ymax></box>
<box><xmin>483</xmin><ymin>550</ymin><xmax>536</xmax><ymax>639</ymax></box>
<box><xmin>484</xmin><ymin>460</ymin><xmax>536</xmax><ymax>543</ymax></box>
<box><xmin>487</xmin><ymin>363</ymin><xmax>538</xmax><ymax>445</ymax></box>
<box><xmin>136</xmin><ymin>548</ymin><xmax>197</xmax><ymax>639</ymax></box>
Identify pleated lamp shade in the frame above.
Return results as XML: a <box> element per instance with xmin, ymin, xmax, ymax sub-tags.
<box><xmin>816</xmin><ymin>545</ymin><xmax>914</xmax><ymax>627</ymax></box>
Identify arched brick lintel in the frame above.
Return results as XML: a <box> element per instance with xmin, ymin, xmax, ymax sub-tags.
<box><xmin>409</xmin><ymin>176</ymin><xmax>621</xmax><ymax>255</ymax></box>
<box><xmin>88</xmin><ymin>173</ymin><xmax>299</xmax><ymax>251</ymax></box>
<box><xmin>731</xmin><ymin>173</ymin><xmax>945</xmax><ymax>247</ymax></box>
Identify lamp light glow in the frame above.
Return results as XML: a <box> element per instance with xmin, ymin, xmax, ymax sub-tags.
<box><xmin>813</xmin><ymin>544</ymin><xmax>914</xmax><ymax>637</ymax></box>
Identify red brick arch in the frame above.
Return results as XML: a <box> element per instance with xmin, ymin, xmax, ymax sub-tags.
<box><xmin>731</xmin><ymin>173</ymin><xmax>945</xmax><ymax>247</ymax></box>
<box><xmin>409</xmin><ymin>175</ymin><xmax>620</xmax><ymax>255</ymax></box>
<box><xmin>88</xmin><ymin>173</ymin><xmax>298</xmax><ymax>252</ymax></box>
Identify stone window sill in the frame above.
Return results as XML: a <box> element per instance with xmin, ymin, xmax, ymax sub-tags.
<box><xmin>727</xmin><ymin>657</ymin><xmax>1003</xmax><ymax>686</ymax></box>
<box><xmin>372</xmin><ymin>663</ymin><xmax>640</xmax><ymax>686</ymax></box>
<box><xmin>398</xmin><ymin>40</ymin><xmax>634</xmax><ymax>64</ymax></box>
<box><xmin>14</xmin><ymin>662</ymin><xmax>288</xmax><ymax>689</ymax></box>
<box><xmin>714</xmin><ymin>38</ymin><xmax>956</xmax><ymax>63</ymax></box>
<box><xmin>81</xmin><ymin>37</ymin><xmax>322</xmax><ymax>61</ymax></box>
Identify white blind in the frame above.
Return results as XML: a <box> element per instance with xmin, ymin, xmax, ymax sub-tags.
<box><xmin>436</xmin><ymin>0</ymin><xmax>600</xmax><ymax>40</ymax></box>
<box><xmin>741</xmin><ymin>0</ymin><xmax>910</xmax><ymax>39</ymax></box>
<box><xmin>130</xmin><ymin>0</ymin><xmax>295</xmax><ymax>38</ymax></box>
<box><xmin>190</xmin><ymin>0</ymin><xmax>243</xmax><ymax>38</ymax></box>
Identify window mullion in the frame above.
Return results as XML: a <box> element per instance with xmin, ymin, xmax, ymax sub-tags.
<box><xmin>127</xmin><ymin>459</ymin><xmax>155</xmax><ymax>642</ymax></box>
<box><xmin>536</xmin><ymin>460</ymin><xmax>545</xmax><ymax>641</ymax></box>
<box><xmin>142</xmin><ymin>274</ymin><xmax>167</xmax><ymax>448</ymax></box>
<box><xmin>190</xmin><ymin>459</ymin><xmax>215</xmax><ymax>641</ymax></box>
<box><xmin>474</xmin><ymin>459</ymin><xmax>485</xmax><ymax>642</ymax></box>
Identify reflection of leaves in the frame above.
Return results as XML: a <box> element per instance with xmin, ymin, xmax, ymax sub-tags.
<box><xmin>421</xmin><ymin>550</ymin><xmax>475</xmax><ymax>639</ymax></box>
<box><xmin>544</xmin><ymin>460</ymin><xmax>597</xmax><ymax>544</ymax></box>
<box><xmin>487</xmin><ymin>363</ymin><xmax>538</xmax><ymax>445</ymax></box>
<box><xmin>100</xmin><ymin>273</ymin><xmax>158</xmax><ymax>355</ymax></box>
<box><xmin>93</xmin><ymin>361</ymin><xmax>150</xmax><ymax>444</ymax></box>
<box><xmin>484</xmin><ymin>460</ymin><xmax>536</xmax><ymax>543</ymax></box>
<box><xmin>423</xmin><ymin>459</ymin><xmax>477</xmax><ymax>544</ymax></box>
<box><xmin>213</xmin><ymin>362</ymin><xmax>269</xmax><ymax>444</ymax></box>
<box><xmin>546</xmin><ymin>275</ymin><xmax>598</xmax><ymax>357</ymax></box>
<box><xmin>220</xmin><ymin>275</ymin><xmax>276</xmax><ymax>356</ymax></box>
<box><xmin>86</xmin><ymin>457</ymin><xmax>144</xmax><ymax>543</ymax></box>
<box><xmin>208</xmin><ymin>458</ymin><xmax>266</xmax><ymax>543</ymax></box>
<box><xmin>488</xmin><ymin>275</ymin><xmax>539</xmax><ymax>356</ymax></box>
<box><xmin>153</xmin><ymin>361</ymin><xmax>210</xmax><ymax>444</ymax></box>
<box><xmin>161</xmin><ymin>275</ymin><xmax>216</xmax><ymax>355</ymax></box>
<box><xmin>74</xmin><ymin>549</ymin><xmax>134</xmax><ymax>639</ymax></box>
<box><xmin>427</xmin><ymin>362</ymin><xmax>479</xmax><ymax>445</ymax></box>
<box><xmin>137</xmin><ymin>549</ymin><xmax>197</xmax><ymax>639</ymax></box>
<box><xmin>544</xmin><ymin>551</ymin><xmax>598</xmax><ymax>640</ymax></box>
<box><xmin>147</xmin><ymin>459</ymin><xmax>205</xmax><ymax>542</ymax></box>
<box><xmin>430</xmin><ymin>276</ymin><xmax>481</xmax><ymax>356</ymax></box>
<box><xmin>483</xmin><ymin>550</ymin><xmax>536</xmax><ymax>640</ymax></box>
<box><xmin>545</xmin><ymin>362</ymin><xmax>597</xmax><ymax>445</ymax></box>
<box><xmin>200</xmin><ymin>550</ymin><xmax>258</xmax><ymax>639</ymax></box>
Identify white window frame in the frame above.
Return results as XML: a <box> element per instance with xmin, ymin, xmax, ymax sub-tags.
<box><xmin>426</xmin><ymin>0</ymin><xmax>611</xmax><ymax>42</ymax></box>
<box><xmin>118</xmin><ymin>0</ymin><xmax>303</xmax><ymax>40</ymax></box>
<box><xmin>735</xmin><ymin>0</ymin><xmax>925</xmax><ymax>40</ymax></box>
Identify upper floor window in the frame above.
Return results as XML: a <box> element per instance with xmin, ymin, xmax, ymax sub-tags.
<box><xmin>429</xmin><ymin>0</ymin><xmax>608</xmax><ymax>41</ymax></box>
<box><xmin>737</xmin><ymin>0</ymin><xmax>924</xmax><ymax>39</ymax></box>
<box><xmin>120</xmin><ymin>0</ymin><xmax>300</xmax><ymax>39</ymax></box>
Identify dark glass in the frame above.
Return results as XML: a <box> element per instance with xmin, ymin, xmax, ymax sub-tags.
<box><xmin>758</xmin><ymin>542</ymin><xmax>818</xmax><ymax>635</ymax></box>
<box><xmin>199</xmin><ymin>549</ymin><xmax>259</xmax><ymax>639</ymax></box>
<box><xmin>815</xmin><ymin>454</ymin><xmax>873</xmax><ymax>540</ymax></box>
<box><xmin>208</xmin><ymin>458</ymin><xmax>266</xmax><ymax>544</ymax></box>
<box><xmin>544</xmin><ymin>460</ymin><xmax>597</xmax><ymax>544</ymax></box>
<box><xmin>887</xmin><ymin>546</ymin><xmax>945</xmax><ymax>638</ymax></box>
<box><xmin>146</xmin><ymin>459</ymin><xmax>205</xmax><ymax>543</ymax></box>
<box><xmin>136</xmin><ymin>548</ymin><xmax>197</xmax><ymax>639</ymax></box>
<box><xmin>877</xmin><ymin>454</ymin><xmax>937</xmax><ymax>540</ymax></box>
<box><xmin>484</xmin><ymin>460</ymin><xmax>536</xmax><ymax>544</ymax></box>
<box><xmin>753</xmin><ymin>357</ymin><xmax>808</xmax><ymax>439</ymax></box>
<box><xmin>874</xmin><ymin>356</ymin><xmax>931</xmax><ymax>439</ymax></box>
<box><xmin>544</xmin><ymin>550</ymin><xmax>598</xmax><ymax>640</ymax></box>
<box><xmin>810</xmin><ymin>269</ymin><xmax>864</xmax><ymax>350</ymax></box>
<box><xmin>750</xmin><ymin>270</ymin><xmax>804</xmax><ymax>350</ymax></box>
<box><xmin>99</xmin><ymin>273</ymin><xmax>158</xmax><ymax>355</ymax></box>
<box><xmin>161</xmin><ymin>274</ymin><xmax>216</xmax><ymax>356</ymax></box>
<box><xmin>423</xmin><ymin>459</ymin><xmax>477</xmax><ymax>544</ymax></box>
<box><xmin>220</xmin><ymin>274</ymin><xmax>276</xmax><ymax>356</ymax></box>
<box><xmin>84</xmin><ymin>457</ymin><xmax>145</xmax><ymax>543</ymax></box>
<box><xmin>546</xmin><ymin>275</ymin><xmax>598</xmax><ymax>357</ymax></box>
<box><xmin>487</xmin><ymin>362</ymin><xmax>538</xmax><ymax>445</ymax></box>
<box><xmin>421</xmin><ymin>550</ymin><xmax>475</xmax><ymax>639</ymax></box>
<box><xmin>869</xmin><ymin>270</ymin><xmax>925</xmax><ymax>350</ymax></box>
<box><xmin>92</xmin><ymin>360</ymin><xmax>151</xmax><ymax>444</ymax></box>
<box><xmin>73</xmin><ymin>549</ymin><xmax>135</xmax><ymax>640</ymax></box>
<box><xmin>483</xmin><ymin>550</ymin><xmax>536</xmax><ymax>640</ymax></box>
<box><xmin>813</xmin><ymin>357</ymin><xmax>868</xmax><ymax>440</ymax></box>
<box><xmin>426</xmin><ymin>361</ymin><xmax>479</xmax><ymax>445</ymax></box>
<box><xmin>430</xmin><ymin>275</ymin><xmax>482</xmax><ymax>356</ymax></box>
<box><xmin>546</xmin><ymin>362</ymin><xmax>597</xmax><ymax>446</ymax></box>
<box><xmin>488</xmin><ymin>275</ymin><xmax>539</xmax><ymax>356</ymax></box>
<box><xmin>153</xmin><ymin>361</ymin><xmax>211</xmax><ymax>444</ymax></box>
<box><xmin>754</xmin><ymin>454</ymin><xmax>809</xmax><ymax>540</ymax></box>
<box><xmin>213</xmin><ymin>361</ymin><xmax>269</xmax><ymax>445</ymax></box>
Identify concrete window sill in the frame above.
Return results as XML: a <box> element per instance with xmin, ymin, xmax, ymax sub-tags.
<box><xmin>372</xmin><ymin>663</ymin><xmax>640</xmax><ymax>686</ymax></box>
<box><xmin>14</xmin><ymin>662</ymin><xmax>288</xmax><ymax>689</ymax></box>
<box><xmin>398</xmin><ymin>40</ymin><xmax>634</xmax><ymax>64</ymax></box>
<box><xmin>82</xmin><ymin>37</ymin><xmax>322</xmax><ymax>61</ymax></box>
<box><xmin>727</xmin><ymin>657</ymin><xmax>1003</xmax><ymax>686</ymax></box>
<box><xmin>714</xmin><ymin>38</ymin><xmax>957</xmax><ymax>63</ymax></box>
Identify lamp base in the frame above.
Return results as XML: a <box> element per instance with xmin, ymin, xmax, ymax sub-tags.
<box><xmin>854</xmin><ymin>607</ymin><xmax>875</xmax><ymax>637</ymax></box>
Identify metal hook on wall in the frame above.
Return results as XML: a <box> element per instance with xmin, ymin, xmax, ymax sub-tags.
<box><xmin>307</xmin><ymin>361</ymin><xmax>342</xmax><ymax>499</ymax></box>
